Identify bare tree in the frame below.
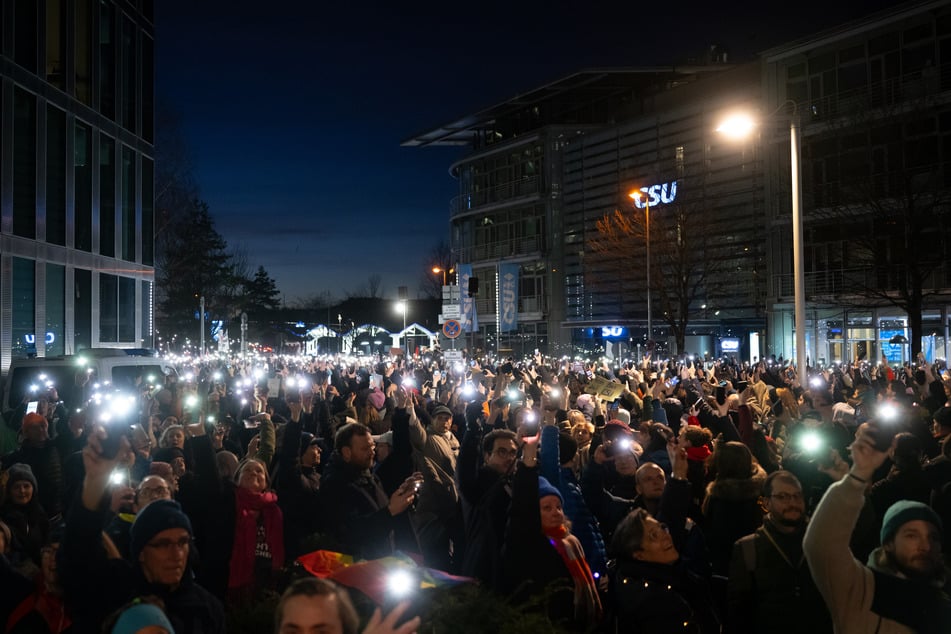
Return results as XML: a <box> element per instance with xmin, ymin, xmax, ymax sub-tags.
<box><xmin>419</xmin><ymin>240</ymin><xmax>453</xmax><ymax>299</ymax></box>
<box><xmin>588</xmin><ymin>201</ymin><xmax>728</xmax><ymax>353</ymax></box>
<box><xmin>803</xmin><ymin>89</ymin><xmax>951</xmax><ymax>357</ymax></box>
<box><xmin>367</xmin><ymin>273</ymin><xmax>383</xmax><ymax>299</ymax></box>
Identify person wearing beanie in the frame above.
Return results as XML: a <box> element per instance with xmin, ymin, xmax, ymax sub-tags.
<box><xmin>2</xmin><ymin>413</ymin><xmax>63</xmax><ymax>520</ymax></box>
<box><xmin>805</xmin><ymin>423</ymin><xmax>951</xmax><ymax>634</ymax></box>
<box><xmin>59</xmin><ymin>422</ymin><xmax>224</xmax><ymax>634</ymax></box>
<box><xmin>107</xmin><ymin>599</ymin><xmax>175</xmax><ymax>634</ymax></box>
<box><xmin>501</xmin><ymin>434</ymin><xmax>602</xmax><ymax>630</ymax></box>
<box><xmin>540</xmin><ymin>424</ymin><xmax>608</xmax><ymax>581</ymax></box>
<box><xmin>0</xmin><ymin>462</ymin><xmax>50</xmax><ymax>574</ymax></box>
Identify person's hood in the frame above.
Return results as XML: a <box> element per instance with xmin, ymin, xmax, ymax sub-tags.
<box><xmin>705</xmin><ymin>463</ymin><xmax>767</xmax><ymax>501</ymax></box>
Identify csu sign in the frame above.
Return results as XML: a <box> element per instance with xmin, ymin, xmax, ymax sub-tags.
<box><xmin>632</xmin><ymin>181</ymin><xmax>678</xmax><ymax>208</ymax></box>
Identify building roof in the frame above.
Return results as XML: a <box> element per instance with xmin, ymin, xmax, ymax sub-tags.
<box><xmin>401</xmin><ymin>66</ymin><xmax>728</xmax><ymax>148</ymax></box>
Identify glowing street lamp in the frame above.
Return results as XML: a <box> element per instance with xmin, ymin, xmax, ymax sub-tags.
<box><xmin>628</xmin><ymin>190</ymin><xmax>652</xmax><ymax>345</ymax></box>
<box><xmin>717</xmin><ymin>104</ymin><xmax>806</xmax><ymax>373</ymax></box>
<box><xmin>432</xmin><ymin>266</ymin><xmax>454</xmax><ymax>286</ymax></box>
<box><xmin>395</xmin><ymin>301</ymin><xmax>407</xmax><ymax>355</ymax></box>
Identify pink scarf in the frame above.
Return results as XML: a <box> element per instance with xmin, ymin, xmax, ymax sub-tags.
<box><xmin>229</xmin><ymin>487</ymin><xmax>284</xmax><ymax>589</ymax></box>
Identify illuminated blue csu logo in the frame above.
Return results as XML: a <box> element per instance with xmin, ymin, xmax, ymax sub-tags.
<box><xmin>632</xmin><ymin>181</ymin><xmax>678</xmax><ymax>209</ymax></box>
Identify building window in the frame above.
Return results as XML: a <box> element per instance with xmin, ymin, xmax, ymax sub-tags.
<box><xmin>100</xmin><ymin>135</ymin><xmax>115</xmax><ymax>257</ymax></box>
<box><xmin>46</xmin><ymin>0</ymin><xmax>65</xmax><ymax>88</ymax></box>
<box><xmin>142</xmin><ymin>35</ymin><xmax>154</xmax><ymax>142</ymax></box>
<box><xmin>99</xmin><ymin>0</ymin><xmax>116</xmax><ymax>120</ymax></box>
<box><xmin>14</xmin><ymin>0</ymin><xmax>38</xmax><ymax>73</ymax></box>
<box><xmin>13</xmin><ymin>88</ymin><xmax>36</xmax><ymax>240</ymax></box>
<box><xmin>46</xmin><ymin>263</ymin><xmax>65</xmax><ymax>356</ymax></box>
<box><xmin>141</xmin><ymin>280</ymin><xmax>152</xmax><ymax>348</ymax></box>
<box><xmin>99</xmin><ymin>273</ymin><xmax>118</xmax><ymax>342</ymax></box>
<box><xmin>74</xmin><ymin>0</ymin><xmax>93</xmax><ymax>105</ymax></box>
<box><xmin>119</xmin><ymin>277</ymin><xmax>135</xmax><ymax>341</ymax></box>
<box><xmin>120</xmin><ymin>15</ymin><xmax>136</xmax><ymax>132</ymax></box>
<box><xmin>142</xmin><ymin>157</ymin><xmax>154</xmax><ymax>265</ymax></box>
<box><xmin>46</xmin><ymin>105</ymin><xmax>67</xmax><ymax>246</ymax></box>
<box><xmin>12</xmin><ymin>258</ymin><xmax>35</xmax><ymax>359</ymax></box>
<box><xmin>74</xmin><ymin>121</ymin><xmax>93</xmax><ymax>251</ymax></box>
<box><xmin>121</xmin><ymin>146</ymin><xmax>136</xmax><ymax>261</ymax></box>
<box><xmin>74</xmin><ymin>268</ymin><xmax>92</xmax><ymax>350</ymax></box>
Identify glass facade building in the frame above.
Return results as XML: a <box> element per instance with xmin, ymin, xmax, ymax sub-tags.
<box><xmin>1</xmin><ymin>0</ymin><xmax>155</xmax><ymax>371</ymax></box>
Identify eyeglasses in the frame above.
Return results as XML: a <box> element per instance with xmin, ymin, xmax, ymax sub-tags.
<box><xmin>493</xmin><ymin>448</ymin><xmax>518</xmax><ymax>458</ymax></box>
<box><xmin>139</xmin><ymin>486</ymin><xmax>170</xmax><ymax>498</ymax></box>
<box><xmin>770</xmin><ymin>492</ymin><xmax>804</xmax><ymax>503</ymax></box>
<box><xmin>145</xmin><ymin>537</ymin><xmax>190</xmax><ymax>551</ymax></box>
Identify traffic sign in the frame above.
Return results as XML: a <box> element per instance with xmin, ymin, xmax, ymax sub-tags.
<box><xmin>442</xmin><ymin>319</ymin><xmax>462</xmax><ymax>339</ymax></box>
<box><xmin>444</xmin><ymin>350</ymin><xmax>463</xmax><ymax>361</ymax></box>
<box><xmin>442</xmin><ymin>305</ymin><xmax>461</xmax><ymax>318</ymax></box>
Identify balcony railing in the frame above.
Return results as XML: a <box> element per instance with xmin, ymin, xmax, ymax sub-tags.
<box><xmin>473</xmin><ymin>294</ymin><xmax>545</xmax><ymax>318</ymax></box>
<box><xmin>771</xmin><ymin>264</ymin><xmax>951</xmax><ymax>299</ymax></box>
<box><xmin>450</xmin><ymin>176</ymin><xmax>541</xmax><ymax>217</ymax></box>
<box><xmin>456</xmin><ymin>234</ymin><xmax>546</xmax><ymax>263</ymax></box>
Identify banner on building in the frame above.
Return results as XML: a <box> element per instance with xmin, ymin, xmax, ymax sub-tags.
<box><xmin>457</xmin><ymin>264</ymin><xmax>479</xmax><ymax>333</ymax></box>
<box><xmin>498</xmin><ymin>263</ymin><xmax>519</xmax><ymax>333</ymax></box>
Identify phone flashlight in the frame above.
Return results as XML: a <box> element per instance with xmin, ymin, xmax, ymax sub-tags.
<box><xmin>550</xmin><ymin>387</ymin><xmax>562</xmax><ymax>399</ymax></box>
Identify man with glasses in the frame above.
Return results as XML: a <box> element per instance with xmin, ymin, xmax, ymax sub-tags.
<box><xmin>59</xmin><ymin>422</ymin><xmax>224</xmax><ymax>633</ymax></box>
<box><xmin>728</xmin><ymin>470</ymin><xmax>831</xmax><ymax>634</ymax></box>
<box><xmin>457</xmin><ymin>397</ymin><xmax>519</xmax><ymax>586</ymax></box>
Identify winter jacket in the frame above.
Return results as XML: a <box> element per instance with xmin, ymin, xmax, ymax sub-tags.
<box><xmin>804</xmin><ymin>473</ymin><xmax>951</xmax><ymax>634</ymax></box>
<box><xmin>59</xmin><ymin>502</ymin><xmax>224</xmax><ymax>634</ymax></box>
<box><xmin>321</xmin><ymin>452</ymin><xmax>401</xmax><ymax>560</ymax></box>
<box><xmin>702</xmin><ymin>466</ymin><xmax>766</xmax><ymax>576</ymax></box>
<box><xmin>457</xmin><ymin>419</ymin><xmax>511</xmax><ymax>587</ymax></box>
<box><xmin>728</xmin><ymin>518</ymin><xmax>832</xmax><ymax>634</ymax></box>
<box><xmin>274</xmin><ymin>416</ymin><xmax>323</xmax><ymax>559</ymax></box>
<box><xmin>540</xmin><ymin>425</ymin><xmax>607</xmax><ymax>578</ymax></box>
<box><xmin>2</xmin><ymin>443</ymin><xmax>63</xmax><ymax>519</ymax></box>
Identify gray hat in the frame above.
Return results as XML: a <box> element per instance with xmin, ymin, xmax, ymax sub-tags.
<box><xmin>6</xmin><ymin>463</ymin><xmax>37</xmax><ymax>492</ymax></box>
<box><xmin>432</xmin><ymin>405</ymin><xmax>453</xmax><ymax>418</ymax></box>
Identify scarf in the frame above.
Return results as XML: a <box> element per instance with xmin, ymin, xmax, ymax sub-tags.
<box><xmin>686</xmin><ymin>445</ymin><xmax>712</xmax><ymax>462</ymax></box>
<box><xmin>543</xmin><ymin>525</ymin><xmax>603</xmax><ymax>624</ymax></box>
<box><xmin>229</xmin><ymin>487</ymin><xmax>284</xmax><ymax>589</ymax></box>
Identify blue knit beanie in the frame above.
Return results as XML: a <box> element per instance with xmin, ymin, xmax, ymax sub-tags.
<box><xmin>538</xmin><ymin>476</ymin><xmax>563</xmax><ymax>505</ymax></box>
<box><xmin>130</xmin><ymin>499</ymin><xmax>193</xmax><ymax>561</ymax></box>
<box><xmin>880</xmin><ymin>500</ymin><xmax>943</xmax><ymax>544</ymax></box>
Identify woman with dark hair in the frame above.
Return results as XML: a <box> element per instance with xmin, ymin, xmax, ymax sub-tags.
<box><xmin>0</xmin><ymin>464</ymin><xmax>49</xmax><ymax>576</ymax></box>
<box><xmin>606</xmin><ymin>452</ymin><xmax>719</xmax><ymax>634</ymax></box>
<box><xmin>702</xmin><ymin>440</ymin><xmax>766</xmax><ymax>576</ymax></box>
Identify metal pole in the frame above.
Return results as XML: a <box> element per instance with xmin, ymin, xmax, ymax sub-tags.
<box><xmin>199</xmin><ymin>295</ymin><xmax>206</xmax><ymax>357</ymax></box>
<box><xmin>646</xmin><ymin>200</ymin><xmax>652</xmax><ymax>344</ymax></box>
<box><xmin>791</xmin><ymin>117</ymin><xmax>807</xmax><ymax>374</ymax></box>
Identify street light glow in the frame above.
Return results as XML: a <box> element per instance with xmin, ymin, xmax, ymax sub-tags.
<box><xmin>395</xmin><ymin>301</ymin><xmax>406</xmax><ymax>315</ymax></box>
<box><xmin>715</xmin><ymin>113</ymin><xmax>757</xmax><ymax>139</ymax></box>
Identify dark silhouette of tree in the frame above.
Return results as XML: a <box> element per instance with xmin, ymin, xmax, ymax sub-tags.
<box><xmin>243</xmin><ymin>266</ymin><xmax>282</xmax><ymax>313</ymax></box>
<box><xmin>420</xmin><ymin>240</ymin><xmax>453</xmax><ymax>299</ymax></box>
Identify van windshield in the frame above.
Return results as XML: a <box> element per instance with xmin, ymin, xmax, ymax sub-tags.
<box><xmin>112</xmin><ymin>364</ymin><xmax>168</xmax><ymax>391</ymax></box>
<box><xmin>7</xmin><ymin>366</ymin><xmax>86</xmax><ymax>410</ymax></box>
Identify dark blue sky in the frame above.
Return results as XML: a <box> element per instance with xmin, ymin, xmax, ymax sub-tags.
<box><xmin>154</xmin><ymin>0</ymin><xmax>905</xmax><ymax>303</ymax></box>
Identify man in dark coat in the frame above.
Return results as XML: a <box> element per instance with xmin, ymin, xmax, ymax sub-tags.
<box><xmin>59</xmin><ymin>425</ymin><xmax>224</xmax><ymax>634</ymax></box>
<box><xmin>456</xmin><ymin>401</ymin><xmax>518</xmax><ymax>587</ymax></box>
<box><xmin>321</xmin><ymin>422</ymin><xmax>419</xmax><ymax>560</ymax></box>
<box><xmin>728</xmin><ymin>470</ymin><xmax>832</xmax><ymax>634</ymax></box>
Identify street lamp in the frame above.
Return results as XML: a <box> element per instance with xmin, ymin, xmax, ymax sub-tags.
<box><xmin>432</xmin><ymin>266</ymin><xmax>455</xmax><ymax>286</ymax></box>
<box><xmin>395</xmin><ymin>301</ymin><xmax>407</xmax><ymax>356</ymax></box>
<box><xmin>717</xmin><ymin>105</ymin><xmax>806</xmax><ymax>373</ymax></box>
<box><xmin>628</xmin><ymin>191</ymin><xmax>652</xmax><ymax>347</ymax></box>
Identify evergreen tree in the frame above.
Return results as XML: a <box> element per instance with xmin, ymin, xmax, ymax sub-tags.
<box><xmin>244</xmin><ymin>266</ymin><xmax>282</xmax><ymax>314</ymax></box>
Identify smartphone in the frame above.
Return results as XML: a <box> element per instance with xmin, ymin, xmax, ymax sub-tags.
<box><xmin>26</xmin><ymin>401</ymin><xmax>38</xmax><ymax>414</ymax></box>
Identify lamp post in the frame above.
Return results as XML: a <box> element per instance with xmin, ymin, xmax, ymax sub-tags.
<box><xmin>395</xmin><ymin>301</ymin><xmax>407</xmax><ymax>356</ymax></box>
<box><xmin>717</xmin><ymin>107</ymin><xmax>806</xmax><ymax>374</ymax></box>
<box><xmin>432</xmin><ymin>266</ymin><xmax>454</xmax><ymax>286</ymax></box>
<box><xmin>628</xmin><ymin>191</ymin><xmax>652</xmax><ymax>347</ymax></box>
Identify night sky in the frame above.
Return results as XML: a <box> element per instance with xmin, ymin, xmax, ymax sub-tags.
<box><xmin>154</xmin><ymin>0</ymin><xmax>905</xmax><ymax>304</ymax></box>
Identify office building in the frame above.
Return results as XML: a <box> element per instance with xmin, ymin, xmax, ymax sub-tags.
<box><xmin>0</xmin><ymin>0</ymin><xmax>154</xmax><ymax>371</ymax></box>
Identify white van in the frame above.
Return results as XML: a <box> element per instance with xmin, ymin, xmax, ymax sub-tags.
<box><xmin>2</xmin><ymin>349</ymin><xmax>178</xmax><ymax>415</ymax></box>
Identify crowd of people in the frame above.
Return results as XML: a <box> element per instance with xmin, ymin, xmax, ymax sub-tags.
<box><xmin>1</xmin><ymin>348</ymin><xmax>950</xmax><ymax>633</ymax></box>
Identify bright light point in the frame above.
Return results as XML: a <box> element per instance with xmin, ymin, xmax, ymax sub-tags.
<box><xmin>109</xmin><ymin>471</ymin><xmax>126</xmax><ymax>486</ymax></box>
<box><xmin>207</xmin><ymin>415</ymin><xmax>216</xmax><ymax>423</ymax></box>
<box><xmin>147</xmin><ymin>375</ymin><xmax>156</xmax><ymax>383</ymax></box>
<box><xmin>618</xmin><ymin>438</ymin><xmax>632</xmax><ymax>450</ymax></box>
<box><xmin>186</xmin><ymin>395</ymin><xmax>199</xmax><ymax>408</ymax></box>
<box><xmin>241</xmin><ymin>398</ymin><xmax>248</xmax><ymax>405</ymax></box>
<box><xmin>213</xmin><ymin>372</ymin><xmax>222</xmax><ymax>381</ymax></box>
<box><xmin>550</xmin><ymin>387</ymin><xmax>562</xmax><ymax>398</ymax></box>
<box><xmin>29</xmin><ymin>384</ymin><xmax>38</xmax><ymax>392</ymax></box>
<box><xmin>879</xmin><ymin>403</ymin><xmax>898</xmax><ymax>421</ymax></box>
<box><xmin>286</xmin><ymin>377</ymin><xmax>296</xmax><ymax>387</ymax></box>
<box><xmin>716</xmin><ymin>113</ymin><xmax>757</xmax><ymax>139</ymax></box>
<box><xmin>525</xmin><ymin>411</ymin><xmax>535</xmax><ymax>423</ymax></box>
<box><xmin>801</xmin><ymin>431</ymin><xmax>823</xmax><ymax>453</ymax></box>
<box><xmin>99</xmin><ymin>412</ymin><xmax>113</xmax><ymax>423</ymax></box>
<box><xmin>810</xmin><ymin>377</ymin><xmax>823</xmax><ymax>388</ymax></box>
<box><xmin>463</xmin><ymin>384</ymin><xmax>475</xmax><ymax>396</ymax></box>
<box><xmin>184</xmin><ymin>372</ymin><xmax>194</xmax><ymax>382</ymax></box>
<box><xmin>387</xmin><ymin>570</ymin><xmax>414</xmax><ymax>598</ymax></box>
